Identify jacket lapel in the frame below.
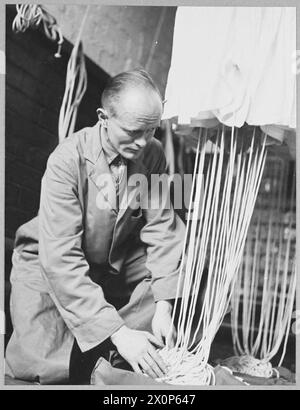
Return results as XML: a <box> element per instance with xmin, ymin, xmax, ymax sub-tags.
<box><xmin>83</xmin><ymin>122</ymin><xmax>117</xmax><ymax>213</ymax></box>
<box><xmin>117</xmin><ymin>153</ymin><xmax>148</xmax><ymax>223</ymax></box>
<box><xmin>109</xmin><ymin>156</ymin><xmax>147</xmax><ymax>271</ymax></box>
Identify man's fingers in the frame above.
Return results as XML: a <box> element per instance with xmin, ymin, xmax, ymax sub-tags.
<box><xmin>166</xmin><ymin>326</ymin><xmax>177</xmax><ymax>348</ymax></box>
<box><xmin>145</xmin><ymin>332</ymin><xmax>164</xmax><ymax>348</ymax></box>
<box><xmin>152</xmin><ymin>328</ymin><xmax>164</xmax><ymax>346</ymax></box>
<box><xmin>130</xmin><ymin>362</ymin><xmax>143</xmax><ymax>375</ymax></box>
<box><xmin>147</xmin><ymin>345</ymin><xmax>168</xmax><ymax>375</ymax></box>
<box><xmin>166</xmin><ymin>336</ymin><xmax>175</xmax><ymax>349</ymax></box>
<box><xmin>139</xmin><ymin>358</ymin><xmax>157</xmax><ymax>379</ymax></box>
<box><xmin>144</xmin><ymin>353</ymin><xmax>164</xmax><ymax>379</ymax></box>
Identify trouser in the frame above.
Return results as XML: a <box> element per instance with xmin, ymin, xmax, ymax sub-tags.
<box><xmin>6</xmin><ymin>240</ymin><xmax>208</xmax><ymax>385</ymax></box>
<box><xmin>69</xmin><ymin>276</ymin><xmax>158</xmax><ymax>385</ymax></box>
<box><xmin>69</xmin><ymin>263</ymin><xmax>209</xmax><ymax>385</ymax></box>
<box><xmin>6</xmin><ymin>244</ymin><xmax>158</xmax><ymax>385</ymax></box>
<box><xmin>69</xmin><ymin>243</ymin><xmax>170</xmax><ymax>385</ymax></box>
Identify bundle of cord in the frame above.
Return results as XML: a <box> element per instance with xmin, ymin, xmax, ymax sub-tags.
<box><xmin>58</xmin><ymin>6</ymin><xmax>90</xmax><ymax>142</ymax></box>
<box><xmin>228</xmin><ymin>157</ymin><xmax>296</xmax><ymax>379</ymax></box>
<box><xmin>12</xmin><ymin>4</ymin><xmax>63</xmax><ymax>58</ymax></box>
<box><xmin>158</xmin><ymin>348</ymin><xmax>215</xmax><ymax>385</ymax></box>
<box><xmin>156</xmin><ymin>126</ymin><xmax>267</xmax><ymax>385</ymax></box>
<box><xmin>220</xmin><ymin>355</ymin><xmax>274</xmax><ymax>378</ymax></box>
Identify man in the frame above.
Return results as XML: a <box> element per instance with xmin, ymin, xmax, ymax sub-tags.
<box><xmin>5</xmin><ymin>69</ymin><xmax>186</xmax><ymax>385</ymax></box>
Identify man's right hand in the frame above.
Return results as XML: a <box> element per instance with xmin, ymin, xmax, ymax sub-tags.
<box><xmin>110</xmin><ymin>325</ymin><xmax>168</xmax><ymax>379</ymax></box>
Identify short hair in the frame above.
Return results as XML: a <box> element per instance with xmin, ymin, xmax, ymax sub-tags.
<box><xmin>101</xmin><ymin>68</ymin><xmax>162</xmax><ymax>117</ymax></box>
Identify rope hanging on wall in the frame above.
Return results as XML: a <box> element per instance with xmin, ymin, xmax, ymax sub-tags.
<box><xmin>12</xmin><ymin>4</ymin><xmax>64</xmax><ymax>58</ymax></box>
<box><xmin>58</xmin><ymin>6</ymin><xmax>90</xmax><ymax>143</ymax></box>
<box><xmin>224</xmin><ymin>157</ymin><xmax>296</xmax><ymax>378</ymax></box>
<box><xmin>156</xmin><ymin>126</ymin><xmax>267</xmax><ymax>385</ymax></box>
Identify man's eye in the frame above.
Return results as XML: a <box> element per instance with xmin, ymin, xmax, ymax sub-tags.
<box><xmin>129</xmin><ymin>130</ymin><xmax>141</xmax><ymax>138</ymax></box>
<box><xmin>128</xmin><ymin>128</ymin><xmax>157</xmax><ymax>138</ymax></box>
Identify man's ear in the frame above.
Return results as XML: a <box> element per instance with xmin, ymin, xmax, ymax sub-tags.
<box><xmin>96</xmin><ymin>108</ymin><xmax>108</xmax><ymax>126</ymax></box>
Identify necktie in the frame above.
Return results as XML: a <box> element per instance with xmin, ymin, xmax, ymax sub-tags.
<box><xmin>110</xmin><ymin>155</ymin><xmax>127</xmax><ymax>210</ymax></box>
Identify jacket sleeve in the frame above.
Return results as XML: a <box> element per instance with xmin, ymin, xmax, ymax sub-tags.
<box><xmin>38</xmin><ymin>146</ymin><xmax>124</xmax><ymax>353</ymax></box>
<box><xmin>140</xmin><ymin>142</ymin><xmax>186</xmax><ymax>302</ymax></box>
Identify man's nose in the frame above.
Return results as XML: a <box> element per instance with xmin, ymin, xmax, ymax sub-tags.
<box><xmin>135</xmin><ymin>135</ymin><xmax>147</xmax><ymax>148</ymax></box>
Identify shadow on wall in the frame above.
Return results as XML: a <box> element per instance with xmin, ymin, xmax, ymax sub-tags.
<box><xmin>45</xmin><ymin>4</ymin><xmax>177</xmax><ymax>96</ymax></box>
<box><xmin>5</xmin><ymin>4</ymin><xmax>111</xmax><ymax>343</ymax></box>
<box><xmin>5</xmin><ymin>5</ymin><xmax>110</xmax><ymax>239</ymax></box>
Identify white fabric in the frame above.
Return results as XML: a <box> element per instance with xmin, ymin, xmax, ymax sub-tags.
<box><xmin>163</xmin><ymin>7</ymin><xmax>296</xmax><ymax>131</ymax></box>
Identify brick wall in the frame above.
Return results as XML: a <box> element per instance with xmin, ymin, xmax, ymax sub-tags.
<box><xmin>5</xmin><ymin>5</ymin><xmax>110</xmax><ymax>243</ymax></box>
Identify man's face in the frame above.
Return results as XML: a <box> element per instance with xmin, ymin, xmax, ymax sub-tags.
<box><xmin>104</xmin><ymin>87</ymin><xmax>163</xmax><ymax>160</ymax></box>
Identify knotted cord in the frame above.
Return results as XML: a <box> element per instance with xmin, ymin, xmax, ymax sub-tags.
<box><xmin>12</xmin><ymin>4</ymin><xmax>63</xmax><ymax>58</ymax></box>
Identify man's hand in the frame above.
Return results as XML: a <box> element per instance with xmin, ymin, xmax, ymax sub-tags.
<box><xmin>152</xmin><ymin>300</ymin><xmax>177</xmax><ymax>348</ymax></box>
<box><xmin>110</xmin><ymin>325</ymin><xmax>168</xmax><ymax>379</ymax></box>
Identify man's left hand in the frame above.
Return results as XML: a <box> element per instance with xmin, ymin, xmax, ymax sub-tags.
<box><xmin>152</xmin><ymin>300</ymin><xmax>177</xmax><ymax>348</ymax></box>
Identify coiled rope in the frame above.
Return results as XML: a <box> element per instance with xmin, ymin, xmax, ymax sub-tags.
<box><xmin>58</xmin><ymin>6</ymin><xmax>90</xmax><ymax>143</ymax></box>
<box><xmin>157</xmin><ymin>347</ymin><xmax>215</xmax><ymax>385</ymax></box>
<box><xmin>12</xmin><ymin>4</ymin><xmax>63</xmax><ymax>58</ymax></box>
<box><xmin>221</xmin><ymin>355</ymin><xmax>275</xmax><ymax>378</ymax></box>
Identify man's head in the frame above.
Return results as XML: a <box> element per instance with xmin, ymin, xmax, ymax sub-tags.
<box><xmin>97</xmin><ymin>69</ymin><xmax>163</xmax><ymax>160</ymax></box>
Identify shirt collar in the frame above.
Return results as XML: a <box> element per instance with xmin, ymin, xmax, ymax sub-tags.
<box><xmin>100</xmin><ymin>125</ymin><xmax>120</xmax><ymax>165</ymax></box>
